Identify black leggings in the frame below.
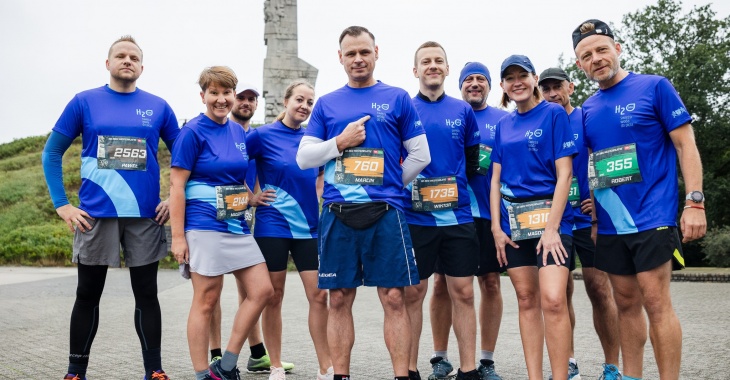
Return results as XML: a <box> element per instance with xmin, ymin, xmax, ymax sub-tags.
<box><xmin>68</xmin><ymin>262</ymin><xmax>161</xmax><ymax>369</ymax></box>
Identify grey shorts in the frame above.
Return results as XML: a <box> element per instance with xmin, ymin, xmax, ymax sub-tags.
<box><xmin>186</xmin><ymin>230</ymin><xmax>265</xmax><ymax>277</ymax></box>
<box><xmin>73</xmin><ymin>217</ymin><xmax>168</xmax><ymax>267</ymax></box>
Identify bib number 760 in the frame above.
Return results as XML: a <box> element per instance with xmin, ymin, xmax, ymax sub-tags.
<box><xmin>354</xmin><ymin>160</ymin><xmax>379</xmax><ymax>172</ymax></box>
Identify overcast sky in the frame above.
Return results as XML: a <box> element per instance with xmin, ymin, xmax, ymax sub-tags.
<box><xmin>1</xmin><ymin>0</ymin><xmax>727</xmax><ymax>144</ymax></box>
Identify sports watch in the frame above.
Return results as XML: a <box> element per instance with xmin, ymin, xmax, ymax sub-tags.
<box><xmin>685</xmin><ymin>191</ymin><xmax>705</xmax><ymax>203</ymax></box>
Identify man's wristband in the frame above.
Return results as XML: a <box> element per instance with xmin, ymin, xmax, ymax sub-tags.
<box><xmin>683</xmin><ymin>205</ymin><xmax>705</xmax><ymax>210</ymax></box>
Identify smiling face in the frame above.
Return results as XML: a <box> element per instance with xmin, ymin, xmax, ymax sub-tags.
<box><xmin>461</xmin><ymin>73</ymin><xmax>490</xmax><ymax>110</ymax></box>
<box><xmin>106</xmin><ymin>41</ymin><xmax>143</xmax><ymax>88</ymax></box>
<box><xmin>201</xmin><ymin>83</ymin><xmax>235</xmax><ymax>124</ymax></box>
<box><xmin>575</xmin><ymin>34</ymin><xmax>623</xmax><ymax>88</ymax></box>
<box><xmin>500</xmin><ymin>65</ymin><xmax>539</xmax><ymax>111</ymax></box>
<box><xmin>540</xmin><ymin>79</ymin><xmax>574</xmax><ymax>109</ymax></box>
<box><xmin>231</xmin><ymin>90</ymin><xmax>258</xmax><ymax>124</ymax></box>
<box><xmin>414</xmin><ymin>46</ymin><xmax>449</xmax><ymax>92</ymax></box>
<box><xmin>283</xmin><ymin>84</ymin><xmax>315</xmax><ymax>127</ymax></box>
<box><xmin>339</xmin><ymin>33</ymin><xmax>378</xmax><ymax>87</ymax></box>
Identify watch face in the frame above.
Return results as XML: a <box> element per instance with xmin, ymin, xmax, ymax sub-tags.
<box><xmin>691</xmin><ymin>191</ymin><xmax>704</xmax><ymax>202</ymax></box>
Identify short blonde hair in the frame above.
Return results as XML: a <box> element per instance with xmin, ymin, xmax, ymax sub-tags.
<box><xmin>198</xmin><ymin>66</ymin><xmax>238</xmax><ymax>92</ymax></box>
<box><xmin>108</xmin><ymin>35</ymin><xmax>142</xmax><ymax>60</ymax></box>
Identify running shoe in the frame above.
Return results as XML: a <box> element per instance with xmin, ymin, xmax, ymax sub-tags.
<box><xmin>477</xmin><ymin>360</ymin><xmax>503</xmax><ymax>380</ymax></box>
<box><xmin>209</xmin><ymin>358</ymin><xmax>241</xmax><ymax>380</ymax></box>
<box><xmin>428</xmin><ymin>356</ymin><xmax>457</xmax><ymax>380</ymax></box>
<box><xmin>269</xmin><ymin>366</ymin><xmax>286</xmax><ymax>380</ymax></box>
<box><xmin>210</xmin><ymin>355</ymin><xmax>222</xmax><ymax>365</ymax></box>
<box><xmin>549</xmin><ymin>361</ymin><xmax>581</xmax><ymax>380</ymax></box>
<box><xmin>598</xmin><ymin>363</ymin><xmax>622</xmax><ymax>380</ymax></box>
<box><xmin>246</xmin><ymin>352</ymin><xmax>295</xmax><ymax>373</ymax></box>
<box><xmin>144</xmin><ymin>370</ymin><xmax>170</xmax><ymax>379</ymax></box>
<box><xmin>317</xmin><ymin>366</ymin><xmax>334</xmax><ymax>380</ymax></box>
<box><xmin>64</xmin><ymin>375</ymin><xmax>85</xmax><ymax>380</ymax></box>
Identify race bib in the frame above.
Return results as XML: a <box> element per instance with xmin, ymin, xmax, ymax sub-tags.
<box><xmin>507</xmin><ymin>199</ymin><xmax>552</xmax><ymax>241</ymax></box>
<box><xmin>569</xmin><ymin>176</ymin><xmax>580</xmax><ymax>208</ymax></box>
<box><xmin>589</xmin><ymin>143</ymin><xmax>642</xmax><ymax>190</ymax></box>
<box><xmin>412</xmin><ymin>176</ymin><xmax>458</xmax><ymax>212</ymax></box>
<box><xmin>215</xmin><ymin>185</ymin><xmax>248</xmax><ymax>221</ymax></box>
<box><xmin>476</xmin><ymin>144</ymin><xmax>492</xmax><ymax>175</ymax></box>
<box><xmin>334</xmin><ymin>147</ymin><xmax>384</xmax><ymax>185</ymax></box>
<box><xmin>97</xmin><ymin>135</ymin><xmax>147</xmax><ymax>170</ymax></box>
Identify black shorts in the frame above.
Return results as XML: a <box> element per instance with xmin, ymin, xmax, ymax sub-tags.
<box><xmin>595</xmin><ymin>226</ymin><xmax>684</xmax><ymax>275</ymax></box>
<box><xmin>409</xmin><ymin>223</ymin><xmax>479</xmax><ymax>279</ymax></box>
<box><xmin>571</xmin><ymin>227</ymin><xmax>595</xmax><ymax>270</ymax></box>
<box><xmin>505</xmin><ymin>234</ymin><xmax>573</xmax><ymax>270</ymax></box>
<box><xmin>254</xmin><ymin>237</ymin><xmax>319</xmax><ymax>272</ymax></box>
<box><xmin>474</xmin><ymin>218</ymin><xmax>505</xmax><ymax>276</ymax></box>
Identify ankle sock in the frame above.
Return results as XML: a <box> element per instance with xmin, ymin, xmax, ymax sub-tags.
<box><xmin>334</xmin><ymin>375</ymin><xmax>350</xmax><ymax>380</ymax></box>
<box><xmin>220</xmin><ymin>350</ymin><xmax>239</xmax><ymax>372</ymax></box>
<box><xmin>249</xmin><ymin>342</ymin><xmax>267</xmax><ymax>359</ymax></box>
<box><xmin>195</xmin><ymin>369</ymin><xmax>210</xmax><ymax>380</ymax></box>
<box><xmin>210</xmin><ymin>348</ymin><xmax>222</xmax><ymax>359</ymax></box>
<box><xmin>480</xmin><ymin>350</ymin><xmax>494</xmax><ymax>361</ymax></box>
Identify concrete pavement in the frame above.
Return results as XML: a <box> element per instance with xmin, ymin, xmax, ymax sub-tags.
<box><xmin>1</xmin><ymin>266</ymin><xmax>728</xmax><ymax>379</ymax></box>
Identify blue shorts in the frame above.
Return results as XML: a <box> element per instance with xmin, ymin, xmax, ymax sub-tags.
<box><xmin>317</xmin><ymin>205</ymin><xmax>420</xmax><ymax>289</ymax></box>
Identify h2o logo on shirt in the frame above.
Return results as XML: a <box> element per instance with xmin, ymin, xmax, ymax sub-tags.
<box><xmin>614</xmin><ymin>103</ymin><xmax>636</xmax><ymax>115</ymax></box>
<box><xmin>445</xmin><ymin>119</ymin><xmax>463</xmax><ymax>128</ymax></box>
<box><xmin>525</xmin><ymin>129</ymin><xmax>543</xmax><ymax>139</ymax></box>
<box><xmin>372</xmin><ymin>102</ymin><xmax>390</xmax><ymax>122</ymax></box>
<box><xmin>234</xmin><ymin>142</ymin><xmax>248</xmax><ymax>159</ymax></box>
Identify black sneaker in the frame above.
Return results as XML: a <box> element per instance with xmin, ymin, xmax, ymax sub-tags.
<box><xmin>456</xmin><ymin>368</ymin><xmax>480</xmax><ymax>380</ymax></box>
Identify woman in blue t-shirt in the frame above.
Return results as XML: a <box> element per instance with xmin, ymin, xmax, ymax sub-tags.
<box><xmin>246</xmin><ymin>80</ymin><xmax>332</xmax><ymax>378</ymax></box>
<box><xmin>489</xmin><ymin>55</ymin><xmax>577</xmax><ymax>380</ymax></box>
<box><xmin>169</xmin><ymin>66</ymin><xmax>274</xmax><ymax>380</ymax></box>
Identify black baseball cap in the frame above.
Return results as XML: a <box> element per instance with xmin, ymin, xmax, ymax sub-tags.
<box><xmin>572</xmin><ymin>19</ymin><xmax>614</xmax><ymax>49</ymax></box>
<box><xmin>538</xmin><ymin>67</ymin><xmax>570</xmax><ymax>86</ymax></box>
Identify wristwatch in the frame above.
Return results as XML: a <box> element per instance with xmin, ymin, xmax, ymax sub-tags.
<box><xmin>685</xmin><ymin>191</ymin><xmax>705</xmax><ymax>203</ymax></box>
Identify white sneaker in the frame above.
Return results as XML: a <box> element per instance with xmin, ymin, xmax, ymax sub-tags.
<box><xmin>317</xmin><ymin>366</ymin><xmax>334</xmax><ymax>380</ymax></box>
<box><xmin>269</xmin><ymin>366</ymin><xmax>286</xmax><ymax>380</ymax></box>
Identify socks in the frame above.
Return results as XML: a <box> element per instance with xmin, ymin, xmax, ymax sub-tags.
<box><xmin>480</xmin><ymin>350</ymin><xmax>494</xmax><ymax>361</ymax></box>
<box><xmin>249</xmin><ymin>342</ymin><xmax>267</xmax><ymax>359</ymax></box>
<box><xmin>195</xmin><ymin>369</ymin><xmax>210</xmax><ymax>380</ymax></box>
<box><xmin>623</xmin><ymin>377</ymin><xmax>642</xmax><ymax>380</ymax></box>
<box><xmin>210</xmin><ymin>348</ymin><xmax>222</xmax><ymax>360</ymax></box>
<box><xmin>220</xmin><ymin>350</ymin><xmax>239</xmax><ymax>372</ymax></box>
<box><xmin>432</xmin><ymin>350</ymin><xmax>448</xmax><ymax>361</ymax></box>
<box><xmin>408</xmin><ymin>369</ymin><xmax>421</xmax><ymax>380</ymax></box>
<box><xmin>569</xmin><ymin>357</ymin><xmax>577</xmax><ymax>365</ymax></box>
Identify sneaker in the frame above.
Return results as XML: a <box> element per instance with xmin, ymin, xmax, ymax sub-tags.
<box><xmin>144</xmin><ymin>370</ymin><xmax>170</xmax><ymax>380</ymax></box>
<box><xmin>209</xmin><ymin>358</ymin><xmax>241</xmax><ymax>380</ymax></box>
<box><xmin>64</xmin><ymin>375</ymin><xmax>85</xmax><ymax>380</ymax></box>
<box><xmin>428</xmin><ymin>356</ymin><xmax>457</xmax><ymax>380</ymax></box>
<box><xmin>477</xmin><ymin>360</ymin><xmax>503</xmax><ymax>380</ymax></box>
<box><xmin>456</xmin><ymin>369</ymin><xmax>480</xmax><ymax>380</ymax></box>
<box><xmin>317</xmin><ymin>366</ymin><xmax>334</xmax><ymax>380</ymax></box>
<box><xmin>549</xmin><ymin>362</ymin><xmax>581</xmax><ymax>380</ymax></box>
<box><xmin>269</xmin><ymin>367</ymin><xmax>286</xmax><ymax>380</ymax></box>
<box><xmin>210</xmin><ymin>355</ymin><xmax>222</xmax><ymax>365</ymax></box>
<box><xmin>247</xmin><ymin>352</ymin><xmax>295</xmax><ymax>373</ymax></box>
<box><xmin>410</xmin><ymin>369</ymin><xmax>422</xmax><ymax>380</ymax></box>
<box><xmin>598</xmin><ymin>363</ymin><xmax>622</xmax><ymax>380</ymax></box>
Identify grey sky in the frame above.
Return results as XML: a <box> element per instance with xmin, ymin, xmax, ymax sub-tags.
<box><xmin>1</xmin><ymin>0</ymin><xmax>727</xmax><ymax>143</ymax></box>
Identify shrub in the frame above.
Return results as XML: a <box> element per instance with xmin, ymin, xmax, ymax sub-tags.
<box><xmin>0</xmin><ymin>223</ymin><xmax>73</xmax><ymax>265</ymax></box>
<box><xmin>702</xmin><ymin>226</ymin><xmax>730</xmax><ymax>267</ymax></box>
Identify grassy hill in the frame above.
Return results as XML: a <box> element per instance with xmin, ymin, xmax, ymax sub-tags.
<box><xmin>0</xmin><ymin>135</ymin><xmax>172</xmax><ymax>266</ymax></box>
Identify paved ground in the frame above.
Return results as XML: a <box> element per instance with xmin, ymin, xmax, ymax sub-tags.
<box><xmin>1</xmin><ymin>267</ymin><xmax>728</xmax><ymax>379</ymax></box>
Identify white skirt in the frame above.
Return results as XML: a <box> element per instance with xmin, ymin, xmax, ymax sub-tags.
<box><xmin>186</xmin><ymin>230</ymin><xmax>265</xmax><ymax>276</ymax></box>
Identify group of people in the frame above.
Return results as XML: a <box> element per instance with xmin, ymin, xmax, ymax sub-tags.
<box><xmin>43</xmin><ymin>18</ymin><xmax>706</xmax><ymax>380</ymax></box>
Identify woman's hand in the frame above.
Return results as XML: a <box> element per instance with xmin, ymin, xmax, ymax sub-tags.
<box><xmin>536</xmin><ymin>228</ymin><xmax>568</xmax><ymax>267</ymax></box>
<box><xmin>494</xmin><ymin>228</ymin><xmax>519</xmax><ymax>267</ymax></box>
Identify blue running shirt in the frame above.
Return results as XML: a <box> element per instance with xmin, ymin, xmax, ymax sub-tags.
<box><xmin>247</xmin><ymin>121</ymin><xmax>321</xmax><ymax>239</ymax></box>
<box><xmin>52</xmin><ymin>85</ymin><xmax>179</xmax><ymax>218</ymax></box>
<box><xmin>582</xmin><ymin>73</ymin><xmax>692</xmax><ymax>234</ymax></box>
<box><xmin>171</xmin><ymin>113</ymin><xmax>251</xmax><ymax>235</ymax></box>
<box><xmin>405</xmin><ymin>95</ymin><xmax>480</xmax><ymax>226</ymax></box>
<box><xmin>467</xmin><ymin>106</ymin><xmax>509</xmax><ymax>220</ymax></box>
<box><xmin>492</xmin><ymin>100</ymin><xmax>577</xmax><ymax>235</ymax></box>
<box><xmin>304</xmin><ymin>82</ymin><xmax>425</xmax><ymax>211</ymax></box>
<box><xmin>569</xmin><ymin>108</ymin><xmax>592</xmax><ymax>230</ymax></box>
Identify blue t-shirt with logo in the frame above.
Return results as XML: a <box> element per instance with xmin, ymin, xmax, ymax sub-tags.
<box><xmin>492</xmin><ymin>100</ymin><xmax>577</xmax><ymax>236</ymax></box>
<box><xmin>247</xmin><ymin>121</ymin><xmax>320</xmax><ymax>239</ymax></box>
<box><xmin>467</xmin><ymin>106</ymin><xmax>509</xmax><ymax>220</ymax></box>
<box><xmin>404</xmin><ymin>94</ymin><xmax>480</xmax><ymax>226</ymax></box>
<box><xmin>52</xmin><ymin>85</ymin><xmax>179</xmax><ymax>218</ymax></box>
<box><xmin>171</xmin><ymin>113</ymin><xmax>251</xmax><ymax>235</ymax></box>
<box><xmin>304</xmin><ymin>81</ymin><xmax>425</xmax><ymax>211</ymax></box>
<box><xmin>582</xmin><ymin>73</ymin><xmax>692</xmax><ymax>235</ymax></box>
<box><xmin>569</xmin><ymin>108</ymin><xmax>592</xmax><ymax>230</ymax></box>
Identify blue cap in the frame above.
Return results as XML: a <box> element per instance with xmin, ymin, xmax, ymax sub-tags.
<box><xmin>500</xmin><ymin>55</ymin><xmax>535</xmax><ymax>79</ymax></box>
<box><xmin>459</xmin><ymin>62</ymin><xmax>492</xmax><ymax>89</ymax></box>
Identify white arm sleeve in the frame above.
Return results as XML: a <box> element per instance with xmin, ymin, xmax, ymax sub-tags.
<box><xmin>401</xmin><ymin>134</ymin><xmax>431</xmax><ymax>186</ymax></box>
<box><xmin>297</xmin><ymin>135</ymin><xmax>342</xmax><ymax>169</ymax></box>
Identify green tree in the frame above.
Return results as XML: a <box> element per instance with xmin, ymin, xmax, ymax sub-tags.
<box><xmin>562</xmin><ymin>0</ymin><xmax>730</xmax><ymax>265</ymax></box>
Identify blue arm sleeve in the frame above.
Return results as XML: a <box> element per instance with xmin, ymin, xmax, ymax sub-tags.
<box><xmin>42</xmin><ymin>131</ymin><xmax>74</xmax><ymax>208</ymax></box>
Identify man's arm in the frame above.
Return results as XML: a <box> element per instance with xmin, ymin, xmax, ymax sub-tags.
<box><xmin>401</xmin><ymin>134</ymin><xmax>430</xmax><ymax>186</ymax></box>
<box><xmin>669</xmin><ymin>123</ymin><xmax>706</xmax><ymax>242</ymax></box>
<box><xmin>297</xmin><ymin>115</ymin><xmax>370</xmax><ymax>169</ymax></box>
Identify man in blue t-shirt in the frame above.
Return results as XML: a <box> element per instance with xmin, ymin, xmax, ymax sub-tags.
<box><xmin>539</xmin><ymin>67</ymin><xmax>620</xmax><ymax>380</ymax></box>
<box><xmin>297</xmin><ymin>26</ymin><xmax>431</xmax><ymax>380</ymax></box>
<box><xmin>42</xmin><ymin>36</ymin><xmax>178</xmax><ymax>380</ymax></box>
<box><xmin>403</xmin><ymin>41</ymin><xmax>480</xmax><ymax>380</ymax></box>
<box><xmin>573</xmin><ymin>19</ymin><xmax>706</xmax><ymax>380</ymax></box>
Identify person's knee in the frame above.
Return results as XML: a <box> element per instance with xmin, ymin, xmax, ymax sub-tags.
<box><xmin>541</xmin><ymin>291</ymin><xmax>568</xmax><ymax>316</ymax></box>
<box><xmin>329</xmin><ymin>289</ymin><xmax>354</xmax><ymax>311</ymax></box>
<box><xmin>380</xmin><ymin>288</ymin><xmax>406</xmax><ymax>311</ymax></box>
<box><xmin>432</xmin><ymin>274</ymin><xmax>449</xmax><ymax>297</ymax></box>
<box><xmin>478</xmin><ymin>273</ymin><xmax>501</xmax><ymax>295</ymax></box>
<box><xmin>584</xmin><ymin>272</ymin><xmax>614</xmax><ymax>307</ymax></box>
<box><xmin>515</xmin><ymin>287</ymin><xmax>540</xmax><ymax>310</ymax></box>
<box><xmin>267</xmin><ymin>286</ymin><xmax>285</xmax><ymax>308</ymax></box>
<box><xmin>405</xmin><ymin>283</ymin><xmax>427</xmax><ymax>305</ymax></box>
<box><xmin>641</xmin><ymin>286</ymin><xmax>673</xmax><ymax>319</ymax></box>
<box><xmin>308</xmin><ymin>288</ymin><xmax>329</xmax><ymax>308</ymax></box>
<box><xmin>448</xmin><ymin>279</ymin><xmax>475</xmax><ymax>306</ymax></box>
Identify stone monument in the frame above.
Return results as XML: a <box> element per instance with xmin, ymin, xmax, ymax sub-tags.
<box><xmin>263</xmin><ymin>0</ymin><xmax>318</xmax><ymax>123</ymax></box>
